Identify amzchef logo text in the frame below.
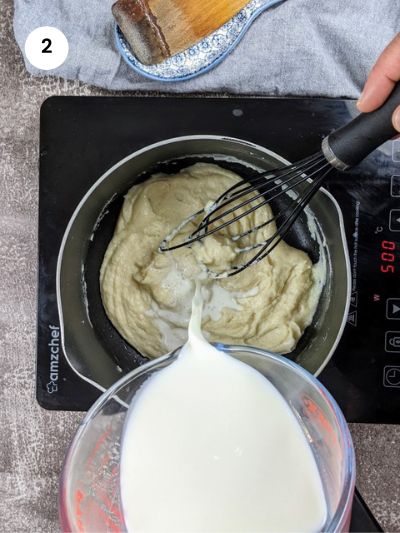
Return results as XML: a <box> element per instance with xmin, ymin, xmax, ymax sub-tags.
<box><xmin>47</xmin><ymin>325</ymin><xmax>60</xmax><ymax>394</ymax></box>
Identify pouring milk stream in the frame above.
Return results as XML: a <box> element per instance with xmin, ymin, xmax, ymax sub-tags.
<box><xmin>120</xmin><ymin>285</ymin><xmax>327</xmax><ymax>532</ymax></box>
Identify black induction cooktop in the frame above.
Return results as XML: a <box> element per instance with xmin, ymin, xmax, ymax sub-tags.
<box><xmin>37</xmin><ymin>95</ymin><xmax>393</xmax><ymax>533</ymax></box>
<box><xmin>38</xmin><ymin>96</ymin><xmax>400</xmax><ymax>424</ymax></box>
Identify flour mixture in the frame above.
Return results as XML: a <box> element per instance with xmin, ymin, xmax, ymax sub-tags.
<box><xmin>100</xmin><ymin>163</ymin><xmax>324</xmax><ymax>357</ymax></box>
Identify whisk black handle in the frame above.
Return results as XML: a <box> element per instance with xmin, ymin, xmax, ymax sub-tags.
<box><xmin>322</xmin><ymin>83</ymin><xmax>400</xmax><ymax>170</ymax></box>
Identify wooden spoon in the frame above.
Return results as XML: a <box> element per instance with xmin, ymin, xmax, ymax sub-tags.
<box><xmin>112</xmin><ymin>0</ymin><xmax>250</xmax><ymax>65</ymax></box>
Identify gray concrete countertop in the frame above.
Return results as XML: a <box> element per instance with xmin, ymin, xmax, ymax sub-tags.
<box><xmin>1</xmin><ymin>1</ymin><xmax>399</xmax><ymax>531</ymax></box>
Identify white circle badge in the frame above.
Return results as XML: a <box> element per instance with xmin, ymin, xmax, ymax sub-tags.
<box><xmin>24</xmin><ymin>27</ymin><xmax>69</xmax><ymax>71</ymax></box>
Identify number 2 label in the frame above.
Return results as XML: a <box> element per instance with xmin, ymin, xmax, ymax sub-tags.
<box><xmin>42</xmin><ymin>38</ymin><xmax>52</xmax><ymax>54</ymax></box>
<box><xmin>24</xmin><ymin>27</ymin><xmax>68</xmax><ymax>70</ymax></box>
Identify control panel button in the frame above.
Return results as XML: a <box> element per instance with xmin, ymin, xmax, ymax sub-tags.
<box><xmin>391</xmin><ymin>175</ymin><xmax>400</xmax><ymax>197</ymax></box>
<box><xmin>385</xmin><ymin>331</ymin><xmax>400</xmax><ymax>352</ymax></box>
<box><xmin>393</xmin><ymin>140</ymin><xmax>400</xmax><ymax>162</ymax></box>
<box><xmin>386</xmin><ymin>298</ymin><xmax>400</xmax><ymax>319</ymax></box>
<box><xmin>383</xmin><ymin>366</ymin><xmax>400</xmax><ymax>388</ymax></box>
<box><xmin>389</xmin><ymin>209</ymin><xmax>400</xmax><ymax>232</ymax></box>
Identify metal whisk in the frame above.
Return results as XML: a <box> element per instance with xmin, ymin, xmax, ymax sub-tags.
<box><xmin>159</xmin><ymin>85</ymin><xmax>400</xmax><ymax>278</ymax></box>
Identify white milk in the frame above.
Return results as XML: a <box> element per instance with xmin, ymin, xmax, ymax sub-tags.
<box><xmin>120</xmin><ymin>287</ymin><xmax>327</xmax><ymax>533</ymax></box>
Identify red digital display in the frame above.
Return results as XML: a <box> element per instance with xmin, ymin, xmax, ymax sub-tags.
<box><xmin>380</xmin><ymin>240</ymin><xmax>396</xmax><ymax>273</ymax></box>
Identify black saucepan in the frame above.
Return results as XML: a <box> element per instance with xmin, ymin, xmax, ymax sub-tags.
<box><xmin>57</xmin><ymin>136</ymin><xmax>351</xmax><ymax>391</ymax></box>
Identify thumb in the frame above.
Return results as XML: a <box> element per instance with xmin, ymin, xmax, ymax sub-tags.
<box><xmin>393</xmin><ymin>105</ymin><xmax>400</xmax><ymax>132</ymax></box>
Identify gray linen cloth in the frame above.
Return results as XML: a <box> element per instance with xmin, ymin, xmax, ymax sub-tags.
<box><xmin>13</xmin><ymin>0</ymin><xmax>400</xmax><ymax>97</ymax></box>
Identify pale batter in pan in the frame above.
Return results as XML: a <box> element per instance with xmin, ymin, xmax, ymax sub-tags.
<box><xmin>100</xmin><ymin>163</ymin><xmax>324</xmax><ymax>358</ymax></box>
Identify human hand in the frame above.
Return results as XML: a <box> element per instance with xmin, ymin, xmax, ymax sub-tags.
<box><xmin>357</xmin><ymin>33</ymin><xmax>400</xmax><ymax>132</ymax></box>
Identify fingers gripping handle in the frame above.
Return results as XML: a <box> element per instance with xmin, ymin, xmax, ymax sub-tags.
<box><xmin>322</xmin><ymin>83</ymin><xmax>400</xmax><ymax>170</ymax></box>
